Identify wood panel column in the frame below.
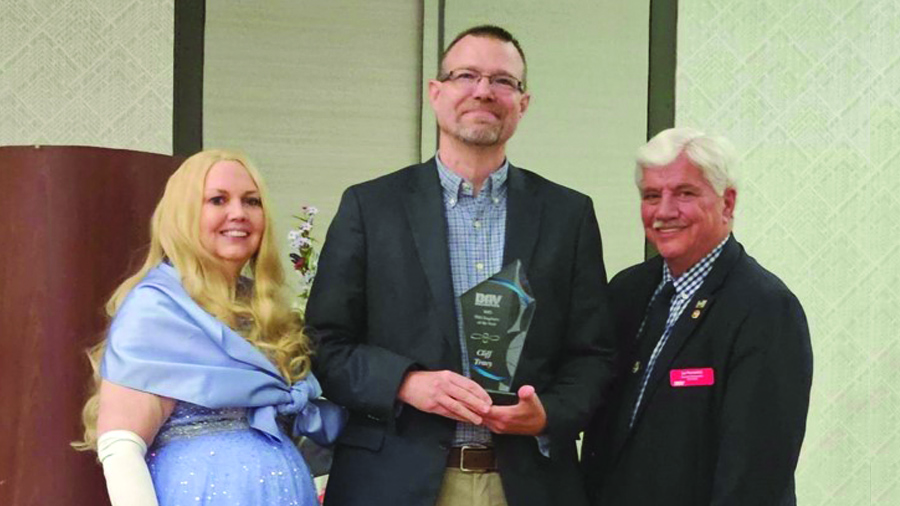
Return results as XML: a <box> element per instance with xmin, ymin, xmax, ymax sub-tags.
<box><xmin>0</xmin><ymin>146</ymin><xmax>182</xmax><ymax>506</ymax></box>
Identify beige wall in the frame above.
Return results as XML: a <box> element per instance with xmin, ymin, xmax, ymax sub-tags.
<box><xmin>678</xmin><ymin>0</ymin><xmax>900</xmax><ymax>503</ymax></box>
<box><xmin>206</xmin><ymin>0</ymin><xmax>649</xmax><ymax>289</ymax></box>
<box><xmin>204</xmin><ymin>0</ymin><xmax>424</xmax><ymax>293</ymax></box>
<box><xmin>0</xmin><ymin>0</ymin><xmax>173</xmax><ymax>153</ymax></box>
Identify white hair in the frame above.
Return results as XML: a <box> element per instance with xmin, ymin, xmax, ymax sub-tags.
<box><xmin>635</xmin><ymin>127</ymin><xmax>737</xmax><ymax>196</ymax></box>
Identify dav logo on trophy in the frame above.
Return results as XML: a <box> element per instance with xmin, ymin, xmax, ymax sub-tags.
<box><xmin>459</xmin><ymin>260</ymin><xmax>536</xmax><ymax>405</ymax></box>
<box><xmin>475</xmin><ymin>293</ymin><xmax>503</xmax><ymax>307</ymax></box>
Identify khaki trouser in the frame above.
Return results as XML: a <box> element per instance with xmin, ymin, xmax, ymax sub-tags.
<box><xmin>435</xmin><ymin>468</ymin><xmax>508</xmax><ymax>506</ymax></box>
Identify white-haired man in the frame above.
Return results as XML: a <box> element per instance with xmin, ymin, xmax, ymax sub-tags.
<box><xmin>582</xmin><ymin>127</ymin><xmax>813</xmax><ymax>506</ymax></box>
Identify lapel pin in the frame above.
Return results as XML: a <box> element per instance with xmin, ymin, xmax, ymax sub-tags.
<box><xmin>691</xmin><ymin>309</ymin><xmax>702</xmax><ymax>319</ymax></box>
<box><xmin>696</xmin><ymin>299</ymin><xmax>707</xmax><ymax>309</ymax></box>
<box><xmin>632</xmin><ymin>361</ymin><xmax>641</xmax><ymax>374</ymax></box>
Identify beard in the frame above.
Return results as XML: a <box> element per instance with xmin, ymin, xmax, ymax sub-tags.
<box><xmin>451</xmin><ymin>122</ymin><xmax>502</xmax><ymax>146</ymax></box>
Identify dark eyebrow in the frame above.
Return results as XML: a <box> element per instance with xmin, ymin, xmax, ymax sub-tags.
<box><xmin>454</xmin><ymin>66</ymin><xmax>517</xmax><ymax>77</ymax></box>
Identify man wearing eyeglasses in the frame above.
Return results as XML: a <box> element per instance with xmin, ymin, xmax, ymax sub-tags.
<box><xmin>306</xmin><ymin>25</ymin><xmax>615</xmax><ymax>506</ymax></box>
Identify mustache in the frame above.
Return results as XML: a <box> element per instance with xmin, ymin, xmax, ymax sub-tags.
<box><xmin>652</xmin><ymin>220</ymin><xmax>685</xmax><ymax>230</ymax></box>
<box><xmin>461</xmin><ymin>103</ymin><xmax>501</xmax><ymax>115</ymax></box>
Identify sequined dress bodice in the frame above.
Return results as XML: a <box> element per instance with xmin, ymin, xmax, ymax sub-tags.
<box><xmin>146</xmin><ymin>401</ymin><xmax>317</xmax><ymax>506</ymax></box>
<box><xmin>154</xmin><ymin>403</ymin><xmax>250</xmax><ymax>445</ymax></box>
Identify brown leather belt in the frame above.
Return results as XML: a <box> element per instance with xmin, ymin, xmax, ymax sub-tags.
<box><xmin>447</xmin><ymin>445</ymin><xmax>497</xmax><ymax>472</ymax></box>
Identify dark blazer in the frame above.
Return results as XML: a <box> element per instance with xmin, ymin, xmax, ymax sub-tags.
<box><xmin>306</xmin><ymin>159</ymin><xmax>615</xmax><ymax>506</ymax></box>
<box><xmin>582</xmin><ymin>236</ymin><xmax>813</xmax><ymax>506</ymax></box>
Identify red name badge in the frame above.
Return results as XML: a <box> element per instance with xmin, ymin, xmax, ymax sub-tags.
<box><xmin>670</xmin><ymin>368</ymin><xmax>715</xmax><ymax>387</ymax></box>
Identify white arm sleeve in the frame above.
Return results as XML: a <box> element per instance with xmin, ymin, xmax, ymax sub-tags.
<box><xmin>97</xmin><ymin>430</ymin><xmax>159</xmax><ymax>506</ymax></box>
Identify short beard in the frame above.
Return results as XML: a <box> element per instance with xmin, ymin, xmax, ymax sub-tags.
<box><xmin>453</xmin><ymin>124</ymin><xmax>502</xmax><ymax>146</ymax></box>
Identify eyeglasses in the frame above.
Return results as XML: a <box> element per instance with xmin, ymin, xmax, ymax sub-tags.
<box><xmin>438</xmin><ymin>69</ymin><xmax>525</xmax><ymax>93</ymax></box>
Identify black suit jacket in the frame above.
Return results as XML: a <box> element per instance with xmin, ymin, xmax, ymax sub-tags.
<box><xmin>306</xmin><ymin>159</ymin><xmax>615</xmax><ymax>506</ymax></box>
<box><xmin>582</xmin><ymin>236</ymin><xmax>813</xmax><ymax>506</ymax></box>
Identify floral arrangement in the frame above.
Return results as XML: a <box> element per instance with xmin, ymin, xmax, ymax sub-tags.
<box><xmin>287</xmin><ymin>205</ymin><xmax>319</xmax><ymax>315</ymax></box>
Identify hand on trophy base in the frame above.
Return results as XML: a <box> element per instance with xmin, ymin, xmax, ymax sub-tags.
<box><xmin>482</xmin><ymin>385</ymin><xmax>547</xmax><ymax>436</ymax></box>
<box><xmin>397</xmin><ymin>370</ymin><xmax>492</xmax><ymax>424</ymax></box>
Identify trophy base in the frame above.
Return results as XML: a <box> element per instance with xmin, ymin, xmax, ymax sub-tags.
<box><xmin>488</xmin><ymin>390</ymin><xmax>518</xmax><ymax>406</ymax></box>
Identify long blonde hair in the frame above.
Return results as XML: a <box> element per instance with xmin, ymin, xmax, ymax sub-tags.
<box><xmin>74</xmin><ymin>149</ymin><xmax>310</xmax><ymax>450</ymax></box>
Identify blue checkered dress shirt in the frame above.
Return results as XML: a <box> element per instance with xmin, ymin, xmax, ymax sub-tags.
<box><xmin>630</xmin><ymin>235</ymin><xmax>729</xmax><ymax>428</ymax></box>
<box><xmin>436</xmin><ymin>155</ymin><xmax>508</xmax><ymax>447</ymax></box>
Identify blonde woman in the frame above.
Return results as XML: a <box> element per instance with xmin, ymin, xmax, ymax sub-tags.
<box><xmin>75</xmin><ymin>150</ymin><xmax>343</xmax><ymax>506</ymax></box>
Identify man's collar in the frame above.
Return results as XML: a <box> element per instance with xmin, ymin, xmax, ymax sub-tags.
<box><xmin>435</xmin><ymin>153</ymin><xmax>508</xmax><ymax>203</ymax></box>
<box><xmin>662</xmin><ymin>235</ymin><xmax>730</xmax><ymax>291</ymax></box>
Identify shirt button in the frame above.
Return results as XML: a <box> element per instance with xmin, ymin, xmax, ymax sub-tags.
<box><xmin>492</xmin><ymin>198</ymin><xmax>499</xmax><ymax>204</ymax></box>
<box><xmin>473</xmin><ymin>220</ymin><xmax>481</xmax><ymax>229</ymax></box>
<box><xmin>476</xmin><ymin>262</ymin><xmax>484</xmax><ymax>271</ymax></box>
<box><xmin>449</xmin><ymin>198</ymin><xmax>456</xmax><ymax>205</ymax></box>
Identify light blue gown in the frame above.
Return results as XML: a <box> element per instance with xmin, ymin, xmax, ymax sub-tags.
<box><xmin>147</xmin><ymin>403</ymin><xmax>316</xmax><ymax>505</ymax></box>
<box><xmin>101</xmin><ymin>263</ymin><xmax>343</xmax><ymax>506</ymax></box>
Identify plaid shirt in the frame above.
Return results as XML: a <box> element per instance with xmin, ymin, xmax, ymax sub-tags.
<box><xmin>436</xmin><ymin>155</ymin><xmax>508</xmax><ymax>447</ymax></box>
<box><xmin>630</xmin><ymin>235</ymin><xmax>729</xmax><ymax>428</ymax></box>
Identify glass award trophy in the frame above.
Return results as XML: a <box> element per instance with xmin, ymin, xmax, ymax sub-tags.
<box><xmin>459</xmin><ymin>260</ymin><xmax>536</xmax><ymax>405</ymax></box>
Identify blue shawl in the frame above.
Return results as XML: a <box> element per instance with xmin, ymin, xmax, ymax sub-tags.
<box><xmin>101</xmin><ymin>263</ymin><xmax>344</xmax><ymax>445</ymax></box>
